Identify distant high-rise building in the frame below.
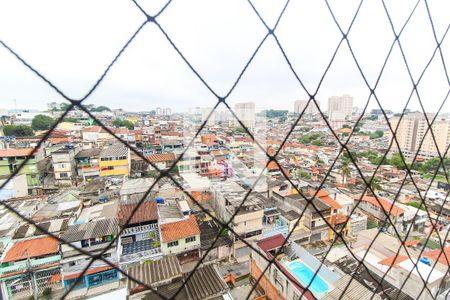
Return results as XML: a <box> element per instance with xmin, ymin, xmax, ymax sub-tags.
<box><xmin>328</xmin><ymin>94</ymin><xmax>353</xmax><ymax>120</ymax></box>
<box><xmin>234</xmin><ymin>102</ymin><xmax>255</xmax><ymax>129</ymax></box>
<box><xmin>390</xmin><ymin>113</ymin><xmax>450</xmax><ymax>156</ymax></box>
<box><xmin>201</xmin><ymin>107</ymin><xmax>215</xmax><ymax>125</ymax></box>
<box><xmin>156</xmin><ymin>107</ymin><xmax>171</xmax><ymax>116</ymax></box>
<box><xmin>294</xmin><ymin>100</ymin><xmax>321</xmax><ymax>115</ymax></box>
<box><xmin>234</xmin><ymin>102</ymin><xmax>255</xmax><ymax>128</ymax></box>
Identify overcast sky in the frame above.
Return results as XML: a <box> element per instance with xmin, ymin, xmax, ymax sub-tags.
<box><xmin>0</xmin><ymin>0</ymin><xmax>449</xmax><ymax>114</ymax></box>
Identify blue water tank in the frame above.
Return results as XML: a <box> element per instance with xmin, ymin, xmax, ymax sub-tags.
<box><xmin>99</xmin><ymin>195</ymin><xmax>108</xmax><ymax>203</ymax></box>
<box><xmin>155</xmin><ymin>196</ymin><xmax>164</xmax><ymax>204</ymax></box>
<box><xmin>420</xmin><ymin>257</ymin><xmax>431</xmax><ymax>265</ymax></box>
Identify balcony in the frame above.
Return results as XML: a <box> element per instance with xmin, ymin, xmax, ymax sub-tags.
<box><xmin>120</xmin><ymin>247</ymin><xmax>162</xmax><ymax>264</ymax></box>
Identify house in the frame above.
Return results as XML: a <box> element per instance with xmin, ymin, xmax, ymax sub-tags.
<box><xmin>211</xmin><ymin>181</ymin><xmax>264</xmax><ymax>261</ymax></box>
<box><xmin>0</xmin><ymin>148</ymin><xmax>41</xmax><ymax>188</ymax></box>
<box><xmin>75</xmin><ymin>148</ymin><xmax>101</xmax><ymax>182</ymax></box>
<box><xmin>128</xmin><ymin>255</ymin><xmax>230</xmax><ymax>300</ymax></box>
<box><xmin>0</xmin><ymin>173</ymin><xmax>28</xmax><ymax>200</ymax></box>
<box><xmin>177</xmin><ymin>149</ymin><xmax>201</xmax><ymax>173</ymax></box>
<box><xmin>81</xmin><ymin>126</ymin><xmax>112</xmax><ymax>142</ymax></box>
<box><xmin>145</xmin><ymin>153</ymin><xmax>176</xmax><ymax>171</ymax></box>
<box><xmin>0</xmin><ymin>236</ymin><xmax>61</xmax><ymax>300</ymax></box>
<box><xmin>117</xmin><ymin>201</ymin><xmax>162</xmax><ymax>266</ymax></box>
<box><xmin>355</xmin><ymin>195</ymin><xmax>405</xmax><ymax>234</ymax></box>
<box><xmin>251</xmin><ymin>234</ymin><xmax>378</xmax><ymax>300</ymax></box>
<box><xmin>119</xmin><ymin>178</ymin><xmax>158</xmax><ymax>203</ymax></box>
<box><xmin>51</xmin><ymin>147</ymin><xmax>77</xmax><ymax>186</ymax></box>
<box><xmin>353</xmin><ymin>229</ymin><xmax>446</xmax><ymax>300</ymax></box>
<box><xmin>99</xmin><ymin>144</ymin><xmax>130</xmax><ymax>177</ymax></box>
<box><xmin>160</xmin><ymin>215</ymin><xmax>201</xmax><ymax>264</ymax></box>
<box><xmin>60</xmin><ymin>218</ymin><xmax>120</xmax><ymax>292</ymax></box>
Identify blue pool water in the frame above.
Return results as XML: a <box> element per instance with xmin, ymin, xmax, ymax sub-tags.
<box><xmin>287</xmin><ymin>261</ymin><xmax>329</xmax><ymax>296</ymax></box>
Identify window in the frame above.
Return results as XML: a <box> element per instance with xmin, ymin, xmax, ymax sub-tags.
<box><xmin>60</xmin><ymin>172</ymin><xmax>68</xmax><ymax>178</ymax></box>
<box><xmin>108</xmin><ymin>166</ymin><xmax>114</xmax><ymax>170</ymax></box>
<box><xmin>168</xmin><ymin>241</ymin><xmax>179</xmax><ymax>247</ymax></box>
<box><xmin>185</xmin><ymin>236</ymin><xmax>196</xmax><ymax>243</ymax></box>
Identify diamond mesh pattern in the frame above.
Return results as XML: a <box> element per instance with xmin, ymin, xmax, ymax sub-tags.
<box><xmin>0</xmin><ymin>0</ymin><xmax>449</xmax><ymax>299</ymax></box>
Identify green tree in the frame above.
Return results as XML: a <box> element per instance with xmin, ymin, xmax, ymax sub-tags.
<box><xmin>386</xmin><ymin>153</ymin><xmax>407</xmax><ymax>170</ymax></box>
<box><xmin>32</xmin><ymin>114</ymin><xmax>55</xmax><ymax>131</ymax></box>
<box><xmin>62</xmin><ymin>117</ymin><xmax>78</xmax><ymax>123</ymax></box>
<box><xmin>113</xmin><ymin>118</ymin><xmax>134</xmax><ymax>130</ymax></box>
<box><xmin>369</xmin><ymin>130</ymin><xmax>384</xmax><ymax>139</ymax></box>
<box><xmin>92</xmin><ymin>105</ymin><xmax>111</xmax><ymax>112</ymax></box>
<box><xmin>59</xmin><ymin>102</ymin><xmax>70</xmax><ymax>111</ymax></box>
<box><xmin>3</xmin><ymin>125</ymin><xmax>33</xmax><ymax>136</ymax></box>
<box><xmin>366</xmin><ymin>176</ymin><xmax>382</xmax><ymax>193</ymax></box>
<box><xmin>340</xmin><ymin>161</ymin><xmax>351</xmax><ymax>184</ymax></box>
<box><xmin>407</xmin><ymin>201</ymin><xmax>425</xmax><ymax>211</ymax></box>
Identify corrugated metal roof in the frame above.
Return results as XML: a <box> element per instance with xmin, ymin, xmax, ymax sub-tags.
<box><xmin>185</xmin><ymin>264</ymin><xmax>228</xmax><ymax>300</ymax></box>
<box><xmin>100</xmin><ymin>144</ymin><xmax>128</xmax><ymax>158</ymax></box>
<box><xmin>61</xmin><ymin>217</ymin><xmax>119</xmax><ymax>242</ymax></box>
<box><xmin>128</xmin><ymin>255</ymin><xmax>182</xmax><ymax>293</ymax></box>
<box><xmin>323</xmin><ymin>274</ymin><xmax>382</xmax><ymax>300</ymax></box>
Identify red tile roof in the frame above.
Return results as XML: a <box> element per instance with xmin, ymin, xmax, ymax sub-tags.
<box><xmin>316</xmin><ymin>190</ymin><xmax>342</xmax><ymax>210</ymax></box>
<box><xmin>357</xmin><ymin>196</ymin><xmax>405</xmax><ymax>217</ymax></box>
<box><xmin>145</xmin><ymin>153</ymin><xmax>176</xmax><ymax>163</ymax></box>
<box><xmin>160</xmin><ymin>216</ymin><xmax>200</xmax><ymax>243</ymax></box>
<box><xmin>2</xmin><ymin>237</ymin><xmax>59</xmax><ymax>263</ymax></box>
<box><xmin>0</xmin><ymin>148</ymin><xmax>34</xmax><ymax>158</ymax></box>
<box><xmin>423</xmin><ymin>246</ymin><xmax>450</xmax><ymax>266</ymax></box>
<box><xmin>82</xmin><ymin>126</ymin><xmax>102</xmax><ymax>133</ymax></box>
<box><xmin>404</xmin><ymin>240</ymin><xmax>421</xmax><ymax>247</ymax></box>
<box><xmin>118</xmin><ymin>201</ymin><xmax>159</xmax><ymax>226</ymax></box>
<box><xmin>257</xmin><ymin>234</ymin><xmax>286</xmax><ymax>252</ymax></box>
<box><xmin>378</xmin><ymin>255</ymin><xmax>408</xmax><ymax>267</ymax></box>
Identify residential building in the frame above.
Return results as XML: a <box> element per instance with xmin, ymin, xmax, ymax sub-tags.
<box><xmin>328</xmin><ymin>94</ymin><xmax>353</xmax><ymax>120</ymax></box>
<box><xmin>51</xmin><ymin>147</ymin><xmax>77</xmax><ymax>186</ymax></box>
<box><xmin>251</xmin><ymin>234</ymin><xmax>378</xmax><ymax>300</ymax></box>
<box><xmin>0</xmin><ymin>236</ymin><xmax>61</xmax><ymax>300</ymax></box>
<box><xmin>294</xmin><ymin>99</ymin><xmax>321</xmax><ymax>115</ymax></box>
<box><xmin>355</xmin><ymin>195</ymin><xmax>404</xmax><ymax>234</ymax></box>
<box><xmin>75</xmin><ymin>148</ymin><xmax>101</xmax><ymax>182</ymax></box>
<box><xmin>0</xmin><ymin>173</ymin><xmax>28</xmax><ymax>200</ymax></box>
<box><xmin>177</xmin><ymin>150</ymin><xmax>201</xmax><ymax>173</ymax></box>
<box><xmin>160</xmin><ymin>215</ymin><xmax>201</xmax><ymax>264</ymax></box>
<box><xmin>390</xmin><ymin>113</ymin><xmax>450</xmax><ymax>157</ymax></box>
<box><xmin>211</xmin><ymin>181</ymin><xmax>264</xmax><ymax>261</ymax></box>
<box><xmin>128</xmin><ymin>255</ymin><xmax>230</xmax><ymax>300</ymax></box>
<box><xmin>99</xmin><ymin>144</ymin><xmax>130</xmax><ymax>177</ymax></box>
<box><xmin>0</xmin><ymin>148</ymin><xmax>40</xmax><ymax>188</ymax></box>
<box><xmin>81</xmin><ymin>126</ymin><xmax>112</xmax><ymax>142</ymax></box>
<box><xmin>117</xmin><ymin>201</ymin><xmax>162</xmax><ymax>266</ymax></box>
<box><xmin>145</xmin><ymin>153</ymin><xmax>176</xmax><ymax>171</ymax></box>
<box><xmin>353</xmin><ymin>229</ymin><xmax>447</xmax><ymax>300</ymax></box>
<box><xmin>60</xmin><ymin>218</ymin><xmax>120</xmax><ymax>292</ymax></box>
<box><xmin>234</xmin><ymin>102</ymin><xmax>256</xmax><ymax>129</ymax></box>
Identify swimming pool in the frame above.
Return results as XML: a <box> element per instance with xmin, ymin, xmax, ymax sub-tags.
<box><xmin>286</xmin><ymin>261</ymin><xmax>329</xmax><ymax>297</ymax></box>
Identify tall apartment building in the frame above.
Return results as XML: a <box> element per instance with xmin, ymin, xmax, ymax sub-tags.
<box><xmin>294</xmin><ymin>100</ymin><xmax>321</xmax><ymax>115</ymax></box>
<box><xmin>390</xmin><ymin>113</ymin><xmax>450</xmax><ymax>157</ymax></box>
<box><xmin>234</xmin><ymin>102</ymin><xmax>255</xmax><ymax>129</ymax></box>
<box><xmin>328</xmin><ymin>94</ymin><xmax>353</xmax><ymax>120</ymax></box>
